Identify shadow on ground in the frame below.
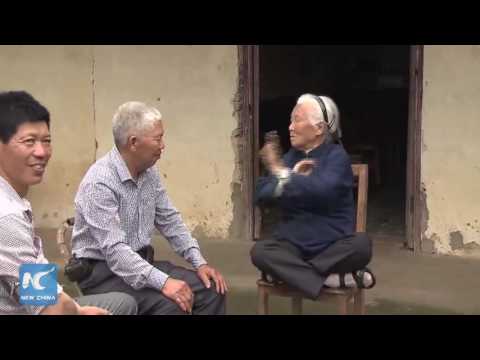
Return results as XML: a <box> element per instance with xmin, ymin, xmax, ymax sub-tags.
<box><xmin>226</xmin><ymin>287</ymin><xmax>461</xmax><ymax>315</ymax></box>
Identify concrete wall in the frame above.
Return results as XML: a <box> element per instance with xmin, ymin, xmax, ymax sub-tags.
<box><xmin>422</xmin><ymin>45</ymin><xmax>480</xmax><ymax>256</ymax></box>
<box><xmin>0</xmin><ymin>45</ymin><xmax>241</xmax><ymax>242</ymax></box>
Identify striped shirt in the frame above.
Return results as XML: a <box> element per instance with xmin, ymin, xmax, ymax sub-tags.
<box><xmin>72</xmin><ymin>146</ymin><xmax>207</xmax><ymax>291</ymax></box>
<box><xmin>0</xmin><ymin>176</ymin><xmax>63</xmax><ymax>315</ymax></box>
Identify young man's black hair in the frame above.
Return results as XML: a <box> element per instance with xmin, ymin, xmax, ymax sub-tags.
<box><xmin>0</xmin><ymin>91</ymin><xmax>50</xmax><ymax>143</ymax></box>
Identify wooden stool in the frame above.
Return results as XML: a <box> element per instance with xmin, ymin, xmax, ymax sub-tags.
<box><xmin>257</xmin><ymin>279</ymin><xmax>365</xmax><ymax>315</ymax></box>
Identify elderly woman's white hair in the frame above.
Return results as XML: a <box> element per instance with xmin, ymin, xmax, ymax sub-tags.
<box><xmin>112</xmin><ymin>101</ymin><xmax>162</xmax><ymax>147</ymax></box>
<box><xmin>296</xmin><ymin>94</ymin><xmax>342</xmax><ymax>141</ymax></box>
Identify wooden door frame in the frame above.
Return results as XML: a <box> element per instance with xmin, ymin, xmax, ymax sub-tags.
<box><xmin>237</xmin><ymin>45</ymin><xmax>259</xmax><ymax>242</ymax></box>
<box><xmin>405</xmin><ymin>45</ymin><xmax>424</xmax><ymax>253</ymax></box>
<box><xmin>240</xmin><ymin>45</ymin><xmax>424</xmax><ymax>252</ymax></box>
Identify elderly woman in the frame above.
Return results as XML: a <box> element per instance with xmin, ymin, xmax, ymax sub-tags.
<box><xmin>251</xmin><ymin>94</ymin><xmax>375</xmax><ymax>300</ymax></box>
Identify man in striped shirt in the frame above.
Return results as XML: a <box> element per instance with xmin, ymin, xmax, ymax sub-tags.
<box><xmin>0</xmin><ymin>91</ymin><xmax>137</xmax><ymax>315</ymax></box>
<box><xmin>71</xmin><ymin>101</ymin><xmax>227</xmax><ymax>315</ymax></box>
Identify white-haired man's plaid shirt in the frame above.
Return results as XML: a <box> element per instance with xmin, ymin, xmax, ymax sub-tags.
<box><xmin>71</xmin><ymin>146</ymin><xmax>207</xmax><ymax>291</ymax></box>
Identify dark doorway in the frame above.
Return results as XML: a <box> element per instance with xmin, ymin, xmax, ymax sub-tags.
<box><xmin>257</xmin><ymin>45</ymin><xmax>411</xmax><ymax>244</ymax></box>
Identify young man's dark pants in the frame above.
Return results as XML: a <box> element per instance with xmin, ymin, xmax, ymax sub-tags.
<box><xmin>250</xmin><ymin>233</ymin><xmax>372</xmax><ymax>299</ymax></box>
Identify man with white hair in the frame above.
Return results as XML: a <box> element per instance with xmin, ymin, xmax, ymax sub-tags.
<box><xmin>250</xmin><ymin>94</ymin><xmax>375</xmax><ymax>300</ymax></box>
<box><xmin>70</xmin><ymin>101</ymin><xmax>227</xmax><ymax>315</ymax></box>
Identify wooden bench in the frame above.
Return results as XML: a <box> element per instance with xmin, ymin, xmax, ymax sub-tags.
<box><xmin>56</xmin><ymin>217</ymin><xmax>83</xmax><ymax>297</ymax></box>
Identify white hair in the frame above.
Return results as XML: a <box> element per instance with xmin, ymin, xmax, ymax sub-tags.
<box><xmin>296</xmin><ymin>93</ymin><xmax>341</xmax><ymax>139</ymax></box>
<box><xmin>112</xmin><ymin>101</ymin><xmax>162</xmax><ymax>147</ymax></box>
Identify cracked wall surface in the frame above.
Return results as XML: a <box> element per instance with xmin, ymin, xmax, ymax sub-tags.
<box><xmin>0</xmin><ymin>45</ymin><xmax>241</xmax><ymax>242</ymax></box>
<box><xmin>421</xmin><ymin>45</ymin><xmax>480</xmax><ymax>256</ymax></box>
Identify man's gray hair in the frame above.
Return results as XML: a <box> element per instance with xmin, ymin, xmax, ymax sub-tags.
<box><xmin>112</xmin><ymin>101</ymin><xmax>162</xmax><ymax>147</ymax></box>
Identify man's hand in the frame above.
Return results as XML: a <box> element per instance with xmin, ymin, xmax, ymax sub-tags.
<box><xmin>161</xmin><ymin>278</ymin><xmax>194</xmax><ymax>314</ymax></box>
<box><xmin>197</xmin><ymin>265</ymin><xmax>228</xmax><ymax>295</ymax></box>
<box><xmin>77</xmin><ymin>306</ymin><xmax>112</xmax><ymax>315</ymax></box>
<box><xmin>40</xmin><ymin>291</ymin><xmax>107</xmax><ymax>315</ymax></box>
<box><xmin>293</xmin><ymin>159</ymin><xmax>316</xmax><ymax>176</ymax></box>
